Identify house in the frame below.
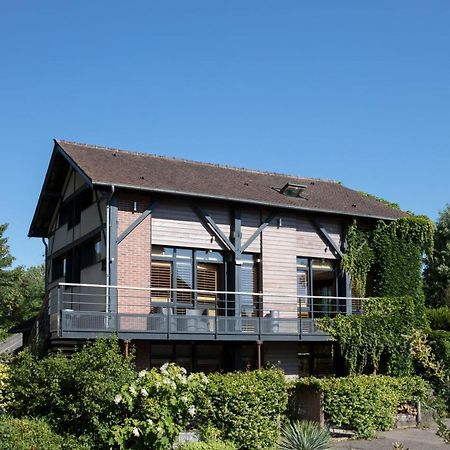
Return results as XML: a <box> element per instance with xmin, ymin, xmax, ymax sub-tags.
<box><xmin>29</xmin><ymin>140</ymin><xmax>404</xmax><ymax>375</ymax></box>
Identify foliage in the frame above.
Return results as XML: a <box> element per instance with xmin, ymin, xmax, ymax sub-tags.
<box><xmin>0</xmin><ymin>362</ymin><xmax>12</xmax><ymax>413</ymax></box>
<box><xmin>342</xmin><ymin>216</ymin><xmax>434</xmax><ymax>303</ymax></box>
<box><xmin>429</xmin><ymin>330</ymin><xmax>450</xmax><ymax>372</ymax></box>
<box><xmin>0</xmin><ymin>224</ymin><xmax>14</xmax><ymax>270</ymax></box>
<box><xmin>0</xmin><ymin>416</ymin><xmax>89</xmax><ymax>450</ymax></box>
<box><xmin>0</xmin><ymin>264</ymin><xmax>45</xmax><ymax>329</ymax></box>
<box><xmin>8</xmin><ymin>337</ymin><xmax>135</xmax><ymax>449</ymax></box>
<box><xmin>341</xmin><ymin>221</ymin><xmax>374</xmax><ymax>297</ymax></box>
<box><xmin>409</xmin><ymin>330</ymin><xmax>449</xmax><ymax>410</ymax></box>
<box><xmin>319</xmin><ymin>297</ymin><xmax>416</xmax><ymax>375</ymax></box>
<box><xmin>426</xmin><ymin>307</ymin><xmax>450</xmax><ymax>331</ymax></box>
<box><xmin>0</xmin><ymin>223</ymin><xmax>44</xmax><ymax>330</ymax></box>
<box><xmin>296</xmin><ymin>375</ymin><xmax>428</xmax><ymax>438</ymax></box>
<box><xmin>110</xmin><ymin>363</ymin><xmax>209</xmax><ymax>450</ymax></box>
<box><xmin>199</xmin><ymin>369</ymin><xmax>289</xmax><ymax>450</ymax></box>
<box><xmin>279</xmin><ymin>420</ymin><xmax>330</xmax><ymax>450</ymax></box>
<box><xmin>178</xmin><ymin>441</ymin><xmax>237</xmax><ymax>450</ymax></box>
<box><xmin>424</xmin><ymin>204</ymin><xmax>450</xmax><ymax>308</ymax></box>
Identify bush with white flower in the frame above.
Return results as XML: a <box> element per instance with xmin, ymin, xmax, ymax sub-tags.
<box><xmin>110</xmin><ymin>363</ymin><xmax>209</xmax><ymax>450</ymax></box>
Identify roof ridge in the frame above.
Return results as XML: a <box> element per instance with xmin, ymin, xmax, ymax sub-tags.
<box><xmin>56</xmin><ymin>139</ymin><xmax>339</xmax><ymax>184</ymax></box>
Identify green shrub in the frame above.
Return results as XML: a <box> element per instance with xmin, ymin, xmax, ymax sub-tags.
<box><xmin>110</xmin><ymin>364</ymin><xmax>209</xmax><ymax>450</ymax></box>
<box><xmin>280</xmin><ymin>420</ymin><xmax>330</xmax><ymax>450</ymax></box>
<box><xmin>8</xmin><ymin>337</ymin><xmax>135</xmax><ymax>449</ymax></box>
<box><xmin>199</xmin><ymin>369</ymin><xmax>288</xmax><ymax>450</ymax></box>
<box><xmin>0</xmin><ymin>416</ymin><xmax>89</xmax><ymax>450</ymax></box>
<box><xmin>427</xmin><ymin>308</ymin><xmax>450</xmax><ymax>331</ymax></box>
<box><xmin>0</xmin><ymin>362</ymin><xmax>12</xmax><ymax>413</ymax></box>
<box><xmin>296</xmin><ymin>375</ymin><xmax>428</xmax><ymax>438</ymax></box>
<box><xmin>178</xmin><ymin>441</ymin><xmax>236</xmax><ymax>450</ymax></box>
<box><xmin>428</xmin><ymin>330</ymin><xmax>450</xmax><ymax>409</ymax></box>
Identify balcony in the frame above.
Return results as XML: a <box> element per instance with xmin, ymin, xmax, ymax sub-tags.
<box><xmin>48</xmin><ymin>283</ymin><xmax>364</xmax><ymax>341</ymax></box>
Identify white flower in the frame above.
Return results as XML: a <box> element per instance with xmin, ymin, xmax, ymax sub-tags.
<box><xmin>147</xmin><ymin>418</ymin><xmax>153</xmax><ymax>425</ymax></box>
<box><xmin>138</xmin><ymin>369</ymin><xmax>148</xmax><ymax>378</ymax></box>
<box><xmin>129</xmin><ymin>385</ymin><xmax>137</xmax><ymax>396</ymax></box>
<box><xmin>201</xmin><ymin>374</ymin><xmax>209</xmax><ymax>384</ymax></box>
<box><xmin>176</xmin><ymin>373</ymin><xmax>187</xmax><ymax>384</ymax></box>
<box><xmin>180</xmin><ymin>367</ymin><xmax>187</xmax><ymax>375</ymax></box>
<box><xmin>188</xmin><ymin>405</ymin><xmax>196</xmax><ymax>417</ymax></box>
<box><xmin>132</xmin><ymin>427</ymin><xmax>140</xmax><ymax>437</ymax></box>
<box><xmin>180</xmin><ymin>396</ymin><xmax>188</xmax><ymax>403</ymax></box>
<box><xmin>160</xmin><ymin>362</ymin><xmax>169</xmax><ymax>375</ymax></box>
<box><xmin>114</xmin><ymin>394</ymin><xmax>122</xmax><ymax>404</ymax></box>
<box><xmin>141</xmin><ymin>388</ymin><xmax>148</xmax><ymax>397</ymax></box>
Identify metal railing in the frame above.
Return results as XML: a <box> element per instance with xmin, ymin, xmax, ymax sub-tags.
<box><xmin>48</xmin><ymin>283</ymin><xmax>365</xmax><ymax>340</ymax></box>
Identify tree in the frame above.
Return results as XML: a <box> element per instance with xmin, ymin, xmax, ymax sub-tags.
<box><xmin>0</xmin><ymin>224</ymin><xmax>44</xmax><ymax>330</ymax></box>
<box><xmin>0</xmin><ymin>224</ymin><xmax>14</xmax><ymax>270</ymax></box>
<box><xmin>424</xmin><ymin>205</ymin><xmax>450</xmax><ymax>308</ymax></box>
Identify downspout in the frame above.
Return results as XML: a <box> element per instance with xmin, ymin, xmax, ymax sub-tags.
<box><xmin>106</xmin><ymin>185</ymin><xmax>115</xmax><ymax>313</ymax></box>
<box><xmin>41</xmin><ymin>237</ymin><xmax>48</xmax><ymax>343</ymax></box>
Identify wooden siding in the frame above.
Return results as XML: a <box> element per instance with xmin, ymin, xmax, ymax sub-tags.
<box><xmin>241</xmin><ymin>209</ymin><xmax>261</xmax><ymax>253</ymax></box>
<box><xmin>296</xmin><ymin>217</ymin><xmax>342</xmax><ymax>259</ymax></box>
<box><xmin>261</xmin><ymin>213</ymin><xmax>298</xmax><ymax>316</ymax></box>
<box><xmin>152</xmin><ymin>200</ymin><xmax>231</xmax><ymax>251</ymax></box>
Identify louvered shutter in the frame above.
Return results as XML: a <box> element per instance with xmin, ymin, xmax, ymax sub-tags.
<box><xmin>197</xmin><ymin>263</ymin><xmax>217</xmax><ymax>306</ymax></box>
<box><xmin>151</xmin><ymin>261</ymin><xmax>172</xmax><ymax>301</ymax></box>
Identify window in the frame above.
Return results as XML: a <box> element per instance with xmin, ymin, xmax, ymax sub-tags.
<box><xmin>280</xmin><ymin>183</ymin><xmax>307</xmax><ymax>198</ymax></box>
<box><xmin>52</xmin><ymin>254</ymin><xmax>66</xmax><ymax>281</ymax></box>
<box><xmin>80</xmin><ymin>234</ymin><xmax>102</xmax><ymax>269</ymax></box>
<box><xmin>58</xmin><ymin>189</ymin><xmax>93</xmax><ymax>229</ymax></box>
<box><xmin>239</xmin><ymin>254</ymin><xmax>259</xmax><ymax>317</ymax></box>
<box><xmin>150</xmin><ymin>246</ymin><xmax>225</xmax><ymax>311</ymax></box>
<box><xmin>296</xmin><ymin>257</ymin><xmax>344</xmax><ymax>317</ymax></box>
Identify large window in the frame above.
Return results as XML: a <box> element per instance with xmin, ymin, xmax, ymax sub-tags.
<box><xmin>296</xmin><ymin>257</ymin><xmax>344</xmax><ymax>317</ymax></box>
<box><xmin>150</xmin><ymin>247</ymin><xmax>225</xmax><ymax>313</ymax></box>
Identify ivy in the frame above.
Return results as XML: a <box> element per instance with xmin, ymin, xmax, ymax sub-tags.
<box><xmin>319</xmin><ymin>297</ymin><xmax>417</xmax><ymax>375</ymax></box>
<box><xmin>342</xmin><ymin>215</ymin><xmax>434</xmax><ymax>301</ymax></box>
<box><xmin>341</xmin><ymin>221</ymin><xmax>374</xmax><ymax>297</ymax></box>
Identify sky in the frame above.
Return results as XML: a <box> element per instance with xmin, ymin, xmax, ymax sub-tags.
<box><xmin>0</xmin><ymin>1</ymin><xmax>449</xmax><ymax>268</ymax></box>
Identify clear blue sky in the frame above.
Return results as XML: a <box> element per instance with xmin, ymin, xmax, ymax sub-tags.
<box><xmin>1</xmin><ymin>1</ymin><xmax>449</xmax><ymax>268</ymax></box>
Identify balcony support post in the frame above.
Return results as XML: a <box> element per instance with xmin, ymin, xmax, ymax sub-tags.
<box><xmin>256</xmin><ymin>340</ymin><xmax>263</xmax><ymax>369</ymax></box>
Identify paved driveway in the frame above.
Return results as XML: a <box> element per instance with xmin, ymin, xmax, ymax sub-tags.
<box><xmin>332</xmin><ymin>424</ymin><xmax>449</xmax><ymax>450</ymax></box>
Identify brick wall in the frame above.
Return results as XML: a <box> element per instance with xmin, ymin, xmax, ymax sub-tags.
<box><xmin>117</xmin><ymin>193</ymin><xmax>152</xmax><ymax>325</ymax></box>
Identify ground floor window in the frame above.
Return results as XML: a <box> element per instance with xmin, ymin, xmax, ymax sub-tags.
<box><xmin>298</xmin><ymin>342</ymin><xmax>336</xmax><ymax>377</ymax></box>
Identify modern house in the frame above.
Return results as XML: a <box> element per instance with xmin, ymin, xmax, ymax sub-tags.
<box><xmin>29</xmin><ymin>140</ymin><xmax>404</xmax><ymax>375</ymax></box>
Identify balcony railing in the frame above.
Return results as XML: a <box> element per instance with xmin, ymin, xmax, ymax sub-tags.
<box><xmin>48</xmin><ymin>283</ymin><xmax>364</xmax><ymax>341</ymax></box>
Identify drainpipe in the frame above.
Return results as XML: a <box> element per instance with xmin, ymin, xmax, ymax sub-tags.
<box><xmin>106</xmin><ymin>185</ymin><xmax>115</xmax><ymax>314</ymax></box>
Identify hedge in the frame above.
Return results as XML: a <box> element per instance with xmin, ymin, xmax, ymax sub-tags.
<box><xmin>199</xmin><ymin>369</ymin><xmax>288</xmax><ymax>450</ymax></box>
<box><xmin>7</xmin><ymin>337</ymin><xmax>135</xmax><ymax>449</ymax></box>
<box><xmin>0</xmin><ymin>417</ymin><xmax>89</xmax><ymax>450</ymax></box>
<box><xmin>178</xmin><ymin>442</ymin><xmax>236</xmax><ymax>450</ymax></box>
<box><xmin>295</xmin><ymin>375</ymin><xmax>428</xmax><ymax>438</ymax></box>
<box><xmin>427</xmin><ymin>307</ymin><xmax>450</xmax><ymax>331</ymax></box>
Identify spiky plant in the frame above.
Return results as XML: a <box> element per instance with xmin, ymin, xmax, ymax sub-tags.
<box><xmin>280</xmin><ymin>420</ymin><xmax>331</xmax><ymax>450</ymax></box>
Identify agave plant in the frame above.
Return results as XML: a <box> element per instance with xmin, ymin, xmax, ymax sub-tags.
<box><xmin>280</xmin><ymin>420</ymin><xmax>331</xmax><ymax>450</ymax></box>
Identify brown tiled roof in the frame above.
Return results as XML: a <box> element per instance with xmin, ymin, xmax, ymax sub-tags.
<box><xmin>57</xmin><ymin>139</ymin><xmax>405</xmax><ymax>221</ymax></box>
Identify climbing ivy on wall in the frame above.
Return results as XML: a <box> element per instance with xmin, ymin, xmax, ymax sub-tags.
<box><xmin>341</xmin><ymin>215</ymin><xmax>434</xmax><ymax>300</ymax></box>
<box><xmin>320</xmin><ymin>297</ymin><xmax>417</xmax><ymax>375</ymax></box>
<box><xmin>325</xmin><ymin>215</ymin><xmax>435</xmax><ymax>375</ymax></box>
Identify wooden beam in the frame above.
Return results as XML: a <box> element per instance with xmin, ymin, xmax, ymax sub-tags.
<box><xmin>311</xmin><ymin>220</ymin><xmax>343</xmax><ymax>258</ymax></box>
<box><xmin>117</xmin><ymin>200</ymin><xmax>159</xmax><ymax>244</ymax></box>
<box><xmin>193</xmin><ymin>205</ymin><xmax>235</xmax><ymax>252</ymax></box>
<box><xmin>240</xmin><ymin>210</ymin><xmax>277</xmax><ymax>253</ymax></box>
